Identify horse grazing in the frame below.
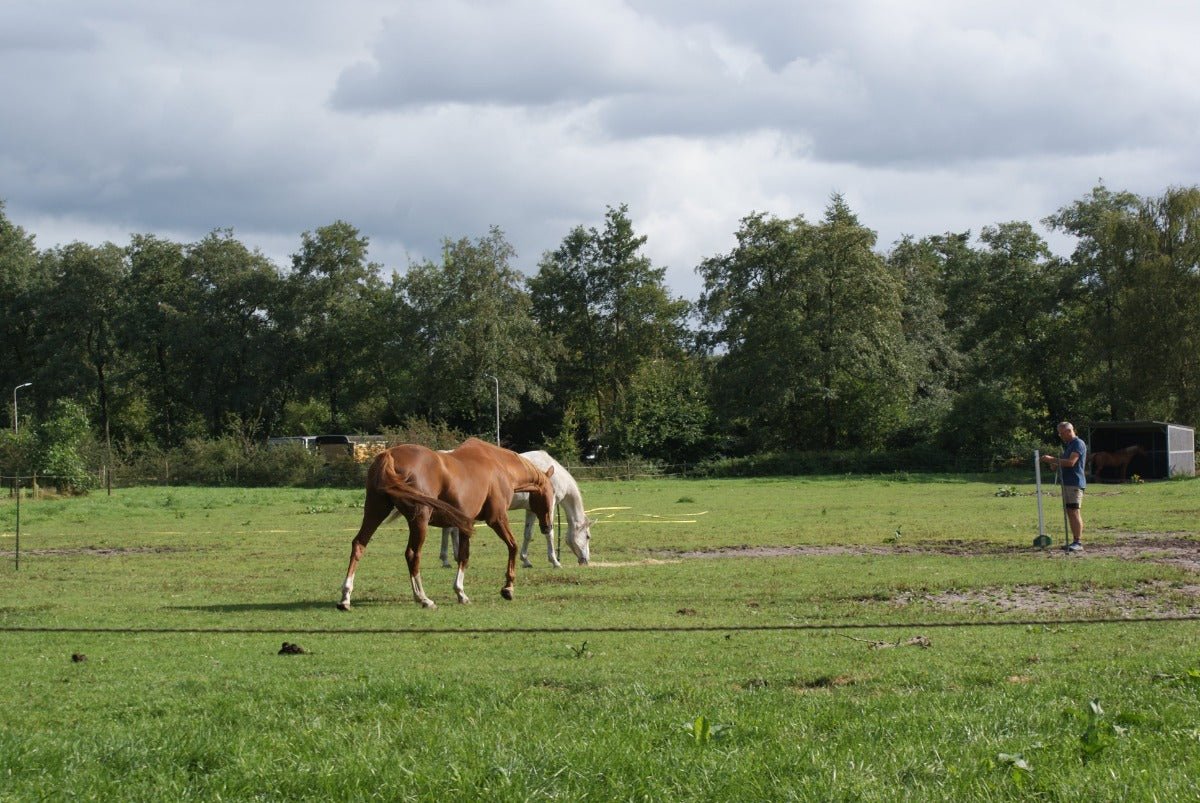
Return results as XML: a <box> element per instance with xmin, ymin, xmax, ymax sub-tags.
<box><xmin>440</xmin><ymin>450</ymin><xmax>592</xmax><ymax>569</ymax></box>
<box><xmin>337</xmin><ymin>438</ymin><xmax>556</xmax><ymax>610</ymax></box>
<box><xmin>1087</xmin><ymin>444</ymin><xmax>1146</xmax><ymax>482</ymax></box>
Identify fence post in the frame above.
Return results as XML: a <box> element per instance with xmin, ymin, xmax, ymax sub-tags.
<box><xmin>14</xmin><ymin>476</ymin><xmax>20</xmax><ymax>571</ymax></box>
<box><xmin>556</xmin><ymin>504</ymin><xmax>563</xmax><ymax>561</ymax></box>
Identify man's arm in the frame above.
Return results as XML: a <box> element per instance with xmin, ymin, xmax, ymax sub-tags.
<box><xmin>1041</xmin><ymin>447</ymin><xmax>1081</xmax><ymax>468</ymax></box>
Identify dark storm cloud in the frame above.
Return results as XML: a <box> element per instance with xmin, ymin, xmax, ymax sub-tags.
<box><xmin>331</xmin><ymin>0</ymin><xmax>1195</xmax><ymax>166</ymax></box>
<box><xmin>330</xmin><ymin>0</ymin><xmax>703</xmax><ymax>110</ymax></box>
<box><xmin>1</xmin><ymin>0</ymin><xmax>1198</xmax><ymax>300</ymax></box>
<box><xmin>0</xmin><ymin>19</ymin><xmax>96</xmax><ymax>52</ymax></box>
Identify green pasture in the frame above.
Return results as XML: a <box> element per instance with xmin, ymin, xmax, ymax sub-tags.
<box><xmin>2</xmin><ymin>475</ymin><xmax>1199</xmax><ymax>800</ymax></box>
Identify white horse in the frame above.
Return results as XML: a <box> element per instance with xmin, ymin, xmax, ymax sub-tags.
<box><xmin>441</xmin><ymin>450</ymin><xmax>592</xmax><ymax>568</ymax></box>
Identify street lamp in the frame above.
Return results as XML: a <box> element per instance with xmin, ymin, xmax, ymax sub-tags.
<box><xmin>484</xmin><ymin>374</ymin><xmax>500</xmax><ymax>445</ymax></box>
<box><xmin>12</xmin><ymin>382</ymin><xmax>32</xmax><ymax>434</ymax></box>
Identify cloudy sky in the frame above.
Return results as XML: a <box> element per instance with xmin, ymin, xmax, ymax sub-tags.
<box><xmin>3</xmin><ymin>1</ymin><xmax>1198</xmax><ymax>299</ymax></box>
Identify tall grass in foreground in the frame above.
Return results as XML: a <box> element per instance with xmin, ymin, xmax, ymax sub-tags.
<box><xmin>1</xmin><ymin>477</ymin><xmax>1199</xmax><ymax>800</ymax></box>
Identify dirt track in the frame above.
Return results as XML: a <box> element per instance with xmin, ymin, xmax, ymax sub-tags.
<box><xmin>665</xmin><ymin>532</ymin><xmax>1200</xmax><ymax>572</ymax></box>
<box><xmin>660</xmin><ymin>533</ymin><xmax>1200</xmax><ymax>615</ymax></box>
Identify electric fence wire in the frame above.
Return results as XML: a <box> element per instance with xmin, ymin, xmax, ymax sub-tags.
<box><xmin>2</xmin><ymin>614</ymin><xmax>1198</xmax><ymax>637</ymax></box>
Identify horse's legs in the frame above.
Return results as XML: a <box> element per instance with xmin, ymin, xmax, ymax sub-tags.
<box><xmin>490</xmin><ymin>515</ymin><xmax>520</xmax><ymax>600</ymax></box>
<box><xmin>338</xmin><ymin>491</ymin><xmax>392</xmax><ymax>611</ymax></box>
<box><xmin>528</xmin><ymin>509</ymin><xmax>560</xmax><ymax>568</ymax></box>
<box><xmin>405</xmin><ymin>510</ymin><xmax>437</xmax><ymax>609</ymax></box>
<box><xmin>521</xmin><ymin>509</ymin><xmax>559</xmax><ymax>568</ymax></box>
<box><xmin>440</xmin><ymin>527</ymin><xmax>457</xmax><ymax>568</ymax></box>
<box><xmin>452</xmin><ymin>531</ymin><xmax>472</xmax><ymax>604</ymax></box>
<box><xmin>520</xmin><ymin>512</ymin><xmax>535</xmax><ymax>568</ymax></box>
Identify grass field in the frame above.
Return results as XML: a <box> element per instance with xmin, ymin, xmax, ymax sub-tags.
<box><xmin>2</xmin><ymin>474</ymin><xmax>1199</xmax><ymax>800</ymax></box>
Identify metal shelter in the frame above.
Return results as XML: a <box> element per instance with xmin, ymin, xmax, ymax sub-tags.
<box><xmin>1085</xmin><ymin>420</ymin><xmax>1195</xmax><ymax>480</ymax></box>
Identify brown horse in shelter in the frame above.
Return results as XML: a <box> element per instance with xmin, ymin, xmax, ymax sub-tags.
<box><xmin>337</xmin><ymin>438</ymin><xmax>556</xmax><ymax>610</ymax></box>
<box><xmin>1087</xmin><ymin>444</ymin><xmax>1146</xmax><ymax>482</ymax></box>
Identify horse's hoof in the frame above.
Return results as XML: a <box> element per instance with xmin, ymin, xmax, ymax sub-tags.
<box><xmin>457</xmin><ymin>596</ymin><xmax>471</xmax><ymax>605</ymax></box>
<box><xmin>521</xmin><ymin>560</ymin><xmax>533</xmax><ymax>569</ymax></box>
<box><xmin>336</xmin><ymin>602</ymin><xmax>350</xmax><ymax>611</ymax></box>
<box><xmin>550</xmin><ymin>561</ymin><xmax>562</xmax><ymax>569</ymax></box>
<box><xmin>500</xmin><ymin>587</ymin><xmax>514</xmax><ymax>601</ymax></box>
<box><xmin>420</xmin><ymin>599</ymin><xmax>437</xmax><ymax>610</ymax></box>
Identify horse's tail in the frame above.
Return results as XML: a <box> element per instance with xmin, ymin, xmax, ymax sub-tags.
<box><xmin>374</xmin><ymin>451</ymin><xmax>475</xmax><ymax>534</ymax></box>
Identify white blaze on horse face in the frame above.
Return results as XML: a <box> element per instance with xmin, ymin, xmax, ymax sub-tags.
<box><xmin>570</xmin><ymin>519</ymin><xmax>592</xmax><ymax>565</ymax></box>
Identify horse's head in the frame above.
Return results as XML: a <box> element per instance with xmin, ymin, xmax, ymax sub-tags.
<box><xmin>566</xmin><ymin>516</ymin><xmax>593</xmax><ymax>565</ymax></box>
<box><xmin>520</xmin><ymin>462</ymin><xmax>557</xmax><ymax>536</ymax></box>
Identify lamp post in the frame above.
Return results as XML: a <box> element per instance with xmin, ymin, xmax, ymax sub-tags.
<box><xmin>12</xmin><ymin>382</ymin><xmax>31</xmax><ymax>434</ymax></box>
<box><xmin>484</xmin><ymin>374</ymin><xmax>500</xmax><ymax>445</ymax></box>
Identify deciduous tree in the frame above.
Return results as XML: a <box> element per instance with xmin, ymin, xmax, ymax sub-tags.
<box><xmin>36</xmin><ymin>241</ymin><xmax>128</xmax><ymax>445</ymax></box>
<box><xmin>284</xmin><ymin>221</ymin><xmax>386</xmax><ymax>431</ymax></box>
<box><xmin>400</xmin><ymin>227</ymin><xmax>555</xmax><ymax>438</ymax></box>
<box><xmin>530</xmin><ymin>205</ymin><xmax>689</xmax><ymax>450</ymax></box>
<box><xmin>699</xmin><ymin>196</ymin><xmax>906</xmax><ymax>451</ymax></box>
<box><xmin>0</xmin><ymin>203</ymin><xmax>51</xmax><ymax>418</ymax></box>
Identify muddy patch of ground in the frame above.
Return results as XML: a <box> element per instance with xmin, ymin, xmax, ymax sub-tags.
<box><xmin>663</xmin><ymin>532</ymin><xmax>1200</xmax><ymax>573</ymax></box>
<box><xmin>19</xmin><ymin>545</ymin><xmax>197</xmax><ymax>557</ymax></box>
<box><xmin>658</xmin><ymin>533</ymin><xmax>1200</xmax><ymax>615</ymax></box>
<box><xmin>895</xmin><ymin>581</ymin><xmax>1200</xmax><ymax>617</ymax></box>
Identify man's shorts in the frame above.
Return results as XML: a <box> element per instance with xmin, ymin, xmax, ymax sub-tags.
<box><xmin>1062</xmin><ymin>487</ymin><xmax>1084</xmax><ymax>508</ymax></box>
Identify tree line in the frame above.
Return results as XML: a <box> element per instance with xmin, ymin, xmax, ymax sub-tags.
<box><xmin>2</xmin><ymin>184</ymin><xmax>1198</xmax><ymax>474</ymax></box>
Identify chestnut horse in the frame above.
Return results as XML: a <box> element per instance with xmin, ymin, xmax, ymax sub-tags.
<box><xmin>440</xmin><ymin>450</ymin><xmax>593</xmax><ymax>569</ymax></box>
<box><xmin>337</xmin><ymin>438</ymin><xmax>556</xmax><ymax>610</ymax></box>
<box><xmin>1087</xmin><ymin>444</ymin><xmax>1146</xmax><ymax>482</ymax></box>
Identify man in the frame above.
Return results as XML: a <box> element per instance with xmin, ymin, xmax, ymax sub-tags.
<box><xmin>1041</xmin><ymin>421</ymin><xmax>1087</xmax><ymax>552</ymax></box>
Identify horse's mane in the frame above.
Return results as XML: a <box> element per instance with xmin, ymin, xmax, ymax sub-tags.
<box><xmin>514</xmin><ymin>454</ymin><xmax>551</xmax><ymax>493</ymax></box>
<box><xmin>519</xmin><ymin>450</ymin><xmax>587</xmax><ymax>526</ymax></box>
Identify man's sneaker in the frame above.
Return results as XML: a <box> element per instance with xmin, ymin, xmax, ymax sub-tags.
<box><xmin>1064</xmin><ymin>541</ymin><xmax>1083</xmax><ymax>553</ymax></box>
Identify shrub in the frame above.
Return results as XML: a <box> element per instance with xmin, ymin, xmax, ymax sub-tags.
<box><xmin>238</xmin><ymin>443</ymin><xmax>324</xmax><ymax>487</ymax></box>
<box><xmin>0</xmin><ymin>429</ymin><xmax>38</xmax><ymax>477</ymax></box>
<box><xmin>169</xmin><ymin>437</ymin><xmax>245</xmax><ymax>485</ymax></box>
<box><xmin>318</xmin><ymin>452</ymin><xmax>368</xmax><ymax>488</ymax></box>
<box><xmin>567</xmin><ymin>457</ymin><xmax>665</xmax><ymax>481</ymax></box>
<box><xmin>693</xmin><ymin>446</ymin><xmax>988</xmax><ymax>478</ymax></box>
<box><xmin>37</xmin><ymin>400</ymin><xmax>97</xmax><ymax>493</ymax></box>
<box><xmin>544</xmin><ymin>408</ymin><xmax>582</xmax><ymax>464</ymax></box>
<box><xmin>380</xmin><ymin>417</ymin><xmax>467</xmax><ymax>450</ymax></box>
